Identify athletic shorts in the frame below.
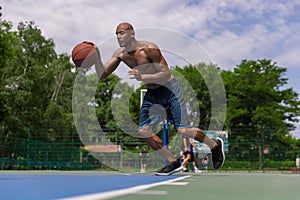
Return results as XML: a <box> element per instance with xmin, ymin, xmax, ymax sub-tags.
<box><xmin>141</xmin><ymin>158</ymin><xmax>147</xmax><ymax>164</ymax></box>
<box><xmin>139</xmin><ymin>78</ymin><xmax>190</xmax><ymax>130</ymax></box>
<box><xmin>183</xmin><ymin>151</ymin><xmax>195</xmax><ymax>162</ymax></box>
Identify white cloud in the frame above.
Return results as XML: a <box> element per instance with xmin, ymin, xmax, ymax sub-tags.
<box><xmin>3</xmin><ymin>0</ymin><xmax>299</xmax><ymax>77</ymax></box>
<box><xmin>291</xmin><ymin>121</ymin><xmax>300</xmax><ymax>139</ymax></box>
<box><xmin>4</xmin><ymin>0</ymin><xmax>298</xmax><ymax>66</ymax></box>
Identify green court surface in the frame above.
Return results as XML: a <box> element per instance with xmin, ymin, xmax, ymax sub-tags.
<box><xmin>111</xmin><ymin>172</ymin><xmax>300</xmax><ymax>200</ymax></box>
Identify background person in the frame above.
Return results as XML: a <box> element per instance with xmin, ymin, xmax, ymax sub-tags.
<box><xmin>181</xmin><ymin>138</ymin><xmax>201</xmax><ymax>173</ymax></box>
<box><xmin>140</xmin><ymin>146</ymin><xmax>148</xmax><ymax>173</ymax></box>
<box><xmin>202</xmin><ymin>155</ymin><xmax>209</xmax><ymax>173</ymax></box>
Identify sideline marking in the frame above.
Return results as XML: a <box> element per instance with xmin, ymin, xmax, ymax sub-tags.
<box><xmin>58</xmin><ymin>175</ymin><xmax>190</xmax><ymax>200</ymax></box>
<box><xmin>165</xmin><ymin>182</ymin><xmax>189</xmax><ymax>185</ymax></box>
<box><xmin>136</xmin><ymin>190</ymin><xmax>168</xmax><ymax>195</ymax></box>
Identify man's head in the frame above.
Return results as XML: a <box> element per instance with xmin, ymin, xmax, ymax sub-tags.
<box><xmin>115</xmin><ymin>22</ymin><xmax>135</xmax><ymax>47</ymax></box>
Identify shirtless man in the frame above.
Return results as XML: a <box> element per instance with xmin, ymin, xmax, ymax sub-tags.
<box><xmin>91</xmin><ymin>22</ymin><xmax>224</xmax><ymax>175</ymax></box>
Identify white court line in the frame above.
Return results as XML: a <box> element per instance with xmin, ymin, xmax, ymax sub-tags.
<box><xmin>58</xmin><ymin>175</ymin><xmax>190</xmax><ymax>200</ymax></box>
<box><xmin>136</xmin><ymin>190</ymin><xmax>168</xmax><ymax>195</ymax></box>
<box><xmin>165</xmin><ymin>182</ymin><xmax>189</xmax><ymax>185</ymax></box>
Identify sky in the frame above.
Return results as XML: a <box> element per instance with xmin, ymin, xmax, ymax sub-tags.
<box><xmin>1</xmin><ymin>0</ymin><xmax>300</xmax><ymax>137</ymax></box>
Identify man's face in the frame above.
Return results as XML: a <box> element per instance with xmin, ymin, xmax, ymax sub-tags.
<box><xmin>116</xmin><ymin>25</ymin><xmax>133</xmax><ymax>47</ymax></box>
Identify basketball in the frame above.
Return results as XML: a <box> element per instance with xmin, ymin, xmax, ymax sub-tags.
<box><xmin>71</xmin><ymin>42</ymin><xmax>97</xmax><ymax>68</ymax></box>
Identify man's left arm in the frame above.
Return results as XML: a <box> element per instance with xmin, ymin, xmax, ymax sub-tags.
<box><xmin>128</xmin><ymin>46</ymin><xmax>171</xmax><ymax>83</ymax></box>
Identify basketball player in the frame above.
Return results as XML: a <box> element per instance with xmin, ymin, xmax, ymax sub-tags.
<box><xmin>90</xmin><ymin>22</ymin><xmax>224</xmax><ymax>175</ymax></box>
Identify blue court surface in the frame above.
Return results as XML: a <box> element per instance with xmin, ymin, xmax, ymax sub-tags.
<box><xmin>0</xmin><ymin>172</ymin><xmax>183</xmax><ymax>200</ymax></box>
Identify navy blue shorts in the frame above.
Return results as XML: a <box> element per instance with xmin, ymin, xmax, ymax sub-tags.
<box><xmin>139</xmin><ymin>78</ymin><xmax>190</xmax><ymax>130</ymax></box>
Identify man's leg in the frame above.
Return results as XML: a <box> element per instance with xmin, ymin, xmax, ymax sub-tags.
<box><xmin>178</xmin><ymin>127</ymin><xmax>216</xmax><ymax>148</ymax></box>
<box><xmin>181</xmin><ymin>152</ymin><xmax>191</xmax><ymax>172</ymax></box>
<box><xmin>140</xmin><ymin>126</ymin><xmax>176</xmax><ymax>163</ymax></box>
<box><xmin>139</xmin><ymin>126</ymin><xmax>183</xmax><ymax>175</ymax></box>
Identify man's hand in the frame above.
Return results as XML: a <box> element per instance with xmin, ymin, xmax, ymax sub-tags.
<box><xmin>128</xmin><ymin>69</ymin><xmax>142</xmax><ymax>81</ymax></box>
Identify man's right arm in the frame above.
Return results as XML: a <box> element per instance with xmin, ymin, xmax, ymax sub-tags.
<box><xmin>94</xmin><ymin>47</ymin><xmax>122</xmax><ymax>80</ymax></box>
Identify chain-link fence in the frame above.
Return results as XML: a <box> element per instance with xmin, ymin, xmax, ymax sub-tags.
<box><xmin>1</xmin><ymin>127</ymin><xmax>299</xmax><ymax>172</ymax></box>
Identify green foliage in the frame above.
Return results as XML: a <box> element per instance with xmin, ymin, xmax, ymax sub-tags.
<box><xmin>0</xmin><ymin>20</ymin><xmax>17</xmax><ymax>124</ymax></box>
<box><xmin>0</xmin><ymin>20</ymin><xmax>76</xmax><ymax>144</ymax></box>
<box><xmin>222</xmin><ymin>59</ymin><xmax>300</xmax><ymax>169</ymax></box>
<box><xmin>223</xmin><ymin>59</ymin><xmax>300</xmax><ymax>131</ymax></box>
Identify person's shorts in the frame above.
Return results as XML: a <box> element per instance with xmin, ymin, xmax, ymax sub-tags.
<box><xmin>139</xmin><ymin>78</ymin><xmax>190</xmax><ymax>130</ymax></box>
<box><xmin>141</xmin><ymin>158</ymin><xmax>147</xmax><ymax>164</ymax></box>
<box><xmin>183</xmin><ymin>150</ymin><xmax>195</xmax><ymax>162</ymax></box>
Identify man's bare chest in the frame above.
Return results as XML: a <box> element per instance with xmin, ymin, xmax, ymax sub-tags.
<box><xmin>121</xmin><ymin>51</ymin><xmax>152</xmax><ymax>69</ymax></box>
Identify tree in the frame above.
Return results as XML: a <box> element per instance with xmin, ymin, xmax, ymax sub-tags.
<box><xmin>0</xmin><ymin>20</ymin><xmax>16</xmax><ymax>124</ymax></box>
<box><xmin>222</xmin><ymin>59</ymin><xmax>300</xmax><ymax>169</ymax></box>
<box><xmin>0</xmin><ymin>20</ymin><xmax>19</xmax><ymax>158</ymax></box>
<box><xmin>1</xmin><ymin>20</ymin><xmax>76</xmax><ymax>145</ymax></box>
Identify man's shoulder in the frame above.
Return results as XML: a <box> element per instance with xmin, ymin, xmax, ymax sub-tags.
<box><xmin>113</xmin><ymin>47</ymin><xmax>126</xmax><ymax>57</ymax></box>
<box><xmin>137</xmin><ymin>40</ymin><xmax>159</xmax><ymax>49</ymax></box>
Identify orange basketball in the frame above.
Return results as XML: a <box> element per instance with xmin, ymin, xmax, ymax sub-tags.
<box><xmin>71</xmin><ymin>42</ymin><xmax>97</xmax><ymax>68</ymax></box>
